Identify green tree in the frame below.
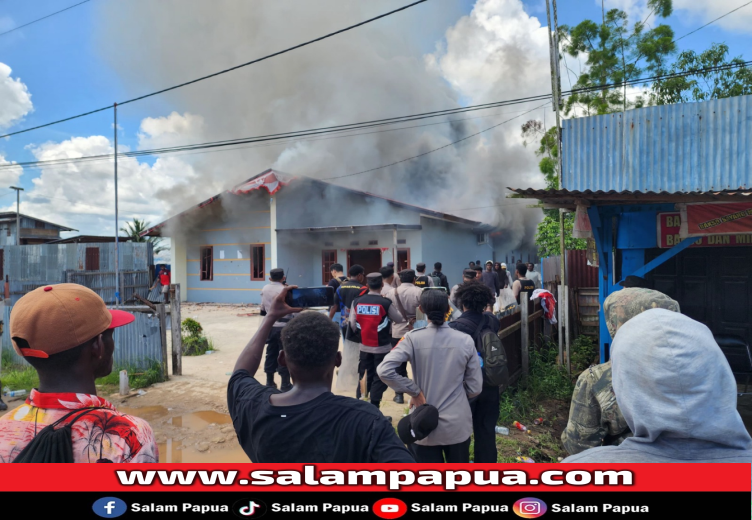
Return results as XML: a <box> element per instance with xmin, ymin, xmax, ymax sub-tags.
<box><xmin>521</xmin><ymin>120</ymin><xmax>587</xmax><ymax>257</ymax></box>
<box><xmin>534</xmin><ymin>213</ymin><xmax>587</xmax><ymax>258</ymax></box>
<box><xmin>521</xmin><ymin>120</ymin><xmax>558</xmax><ymax>191</ymax></box>
<box><xmin>650</xmin><ymin>43</ymin><xmax>752</xmax><ymax>104</ymax></box>
<box><xmin>120</xmin><ymin>218</ymin><xmax>166</xmax><ymax>255</ymax></box>
<box><xmin>560</xmin><ymin>0</ymin><xmax>675</xmax><ymax>115</ymax></box>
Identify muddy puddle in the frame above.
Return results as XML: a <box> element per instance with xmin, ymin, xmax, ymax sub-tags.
<box><xmin>120</xmin><ymin>406</ymin><xmax>250</xmax><ymax>463</ymax></box>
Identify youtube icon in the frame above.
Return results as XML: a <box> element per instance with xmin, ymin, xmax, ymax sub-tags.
<box><xmin>373</xmin><ymin>498</ymin><xmax>408</xmax><ymax>519</ymax></box>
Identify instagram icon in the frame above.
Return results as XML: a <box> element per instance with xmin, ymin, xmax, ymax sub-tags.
<box><xmin>513</xmin><ymin>497</ymin><xmax>547</xmax><ymax>518</ymax></box>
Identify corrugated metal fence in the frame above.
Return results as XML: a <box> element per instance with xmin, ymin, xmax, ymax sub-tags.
<box><xmin>541</xmin><ymin>250</ymin><xmax>600</xmax><ymax>338</ymax></box>
<box><xmin>2</xmin><ymin>304</ymin><xmax>163</xmax><ymax>369</ymax></box>
<box><xmin>4</xmin><ymin>243</ymin><xmax>154</xmax><ymax>305</ymax></box>
<box><xmin>563</xmin><ymin>94</ymin><xmax>752</xmax><ymax>192</ymax></box>
<box><xmin>542</xmin><ymin>250</ymin><xmax>599</xmax><ymax>287</ymax></box>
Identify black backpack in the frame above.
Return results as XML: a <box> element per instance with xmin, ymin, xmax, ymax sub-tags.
<box><xmin>457</xmin><ymin>317</ymin><xmax>509</xmax><ymax>389</ymax></box>
<box><xmin>12</xmin><ymin>407</ymin><xmax>106</xmax><ymax>463</ymax></box>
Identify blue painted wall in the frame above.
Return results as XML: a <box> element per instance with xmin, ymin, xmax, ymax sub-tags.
<box><xmin>589</xmin><ymin>203</ymin><xmax>677</xmax><ymax>362</ymax></box>
<box><xmin>275</xmin><ymin>181</ymin><xmax>421</xmax><ymax>229</ymax></box>
<box><xmin>420</xmin><ymin>217</ymin><xmax>487</xmax><ymax>288</ymax></box>
<box><xmin>181</xmin><ymin>182</ymin><xmax>486</xmax><ymax>303</ymax></box>
<box><xmin>185</xmin><ymin>191</ymin><xmax>272</xmax><ymax>304</ymax></box>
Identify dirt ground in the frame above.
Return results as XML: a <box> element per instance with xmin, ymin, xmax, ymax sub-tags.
<box><xmin>107</xmin><ymin>303</ymin><xmax>408</xmax><ymax>463</ymax></box>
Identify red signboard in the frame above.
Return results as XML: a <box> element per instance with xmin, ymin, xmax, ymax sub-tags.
<box><xmin>658</xmin><ymin>212</ymin><xmax>752</xmax><ymax>248</ymax></box>
<box><xmin>682</xmin><ymin>202</ymin><xmax>752</xmax><ymax>236</ymax></box>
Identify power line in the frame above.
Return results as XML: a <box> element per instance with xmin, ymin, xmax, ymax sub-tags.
<box><xmin>675</xmin><ymin>1</ymin><xmax>752</xmax><ymax>43</ymax></box>
<box><xmin>0</xmin><ymin>0</ymin><xmax>427</xmax><ymax>139</ymax></box>
<box><xmin>319</xmin><ymin>102</ymin><xmax>549</xmax><ymax>180</ymax></box>
<box><xmin>0</xmin><ymin>0</ymin><xmax>90</xmax><ymax>38</ymax></box>
<box><xmin>0</xmin><ymin>99</ymin><xmax>552</xmax><ymax>171</ymax></box>
<box><xmin>1</xmin><ymin>58</ymin><xmax>748</xmax><ymax>173</ymax></box>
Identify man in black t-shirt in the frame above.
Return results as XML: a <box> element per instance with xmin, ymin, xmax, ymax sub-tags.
<box><xmin>326</xmin><ymin>263</ymin><xmax>347</xmax><ymax>320</ymax></box>
<box><xmin>327</xmin><ymin>263</ymin><xmax>347</xmax><ymax>292</ymax></box>
<box><xmin>227</xmin><ymin>284</ymin><xmax>414</xmax><ymax>463</ymax></box>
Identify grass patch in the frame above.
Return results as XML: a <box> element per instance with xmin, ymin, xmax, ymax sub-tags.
<box><xmin>96</xmin><ymin>360</ymin><xmax>165</xmax><ymax>392</ymax></box>
<box><xmin>1</xmin><ymin>365</ymin><xmax>39</xmax><ymax>394</ymax></box>
<box><xmin>0</xmin><ymin>358</ymin><xmax>164</xmax><ymax>397</ymax></box>
<box><xmin>181</xmin><ymin>318</ymin><xmax>216</xmax><ymax>356</ymax></box>
<box><xmin>483</xmin><ymin>335</ymin><xmax>599</xmax><ymax>463</ymax></box>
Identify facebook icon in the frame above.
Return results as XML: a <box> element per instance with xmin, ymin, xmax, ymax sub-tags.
<box><xmin>92</xmin><ymin>497</ymin><xmax>128</xmax><ymax>518</ymax></box>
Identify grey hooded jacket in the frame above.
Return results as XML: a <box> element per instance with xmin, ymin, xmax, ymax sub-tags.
<box><xmin>563</xmin><ymin>308</ymin><xmax>752</xmax><ymax>463</ymax></box>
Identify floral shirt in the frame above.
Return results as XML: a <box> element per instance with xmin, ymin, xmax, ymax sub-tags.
<box><xmin>0</xmin><ymin>390</ymin><xmax>158</xmax><ymax>463</ymax></box>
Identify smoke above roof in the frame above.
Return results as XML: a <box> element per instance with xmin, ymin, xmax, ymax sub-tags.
<box><xmin>96</xmin><ymin>0</ymin><xmax>552</xmax><ymax>252</ymax></box>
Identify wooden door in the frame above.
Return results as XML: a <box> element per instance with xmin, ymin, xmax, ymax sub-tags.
<box><xmin>322</xmin><ymin>250</ymin><xmax>337</xmax><ymax>283</ymax></box>
<box><xmin>397</xmin><ymin>248</ymin><xmax>410</xmax><ymax>272</ymax></box>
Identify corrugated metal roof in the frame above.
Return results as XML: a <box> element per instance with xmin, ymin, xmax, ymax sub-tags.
<box><xmin>0</xmin><ymin>212</ymin><xmax>77</xmax><ymax>231</ymax></box>
<box><xmin>562</xmin><ymin>95</ymin><xmax>752</xmax><ymax>192</ymax></box>
<box><xmin>143</xmin><ymin>168</ymin><xmax>482</xmax><ymax>236</ymax></box>
<box><xmin>507</xmin><ymin>187</ymin><xmax>752</xmax><ymax>207</ymax></box>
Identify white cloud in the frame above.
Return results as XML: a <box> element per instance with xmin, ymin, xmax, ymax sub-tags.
<box><xmin>0</xmin><ymin>133</ymin><xmax>197</xmax><ymax>237</ymax></box>
<box><xmin>0</xmin><ymin>154</ymin><xmax>23</xmax><ymax>188</ymax></box>
<box><xmin>673</xmin><ymin>0</ymin><xmax>752</xmax><ymax>33</ymax></box>
<box><xmin>0</xmin><ymin>63</ymin><xmax>33</xmax><ymax>129</ymax></box>
<box><xmin>137</xmin><ymin>111</ymin><xmax>205</xmax><ymax>149</ymax></box>
<box><xmin>425</xmin><ymin>0</ymin><xmax>552</xmax><ymax>105</ymax></box>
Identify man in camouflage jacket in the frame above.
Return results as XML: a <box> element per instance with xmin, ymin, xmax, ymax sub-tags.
<box><xmin>561</xmin><ymin>288</ymin><xmax>680</xmax><ymax>455</ymax></box>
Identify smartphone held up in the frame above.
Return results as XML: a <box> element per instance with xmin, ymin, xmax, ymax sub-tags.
<box><xmin>285</xmin><ymin>286</ymin><xmax>334</xmax><ymax>308</ymax></box>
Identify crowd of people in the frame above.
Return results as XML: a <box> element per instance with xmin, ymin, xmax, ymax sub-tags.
<box><xmin>1</xmin><ymin>259</ymin><xmax>750</xmax><ymax>464</ymax></box>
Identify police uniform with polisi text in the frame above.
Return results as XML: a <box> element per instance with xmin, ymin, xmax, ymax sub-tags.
<box><xmin>348</xmin><ymin>273</ymin><xmax>404</xmax><ymax>407</ymax></box>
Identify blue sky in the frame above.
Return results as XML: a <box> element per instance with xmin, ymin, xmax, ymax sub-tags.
<box><xmin>0</xmin><ymin>0</ymin><xmax>749</xmax><ymax>235</ymax></box>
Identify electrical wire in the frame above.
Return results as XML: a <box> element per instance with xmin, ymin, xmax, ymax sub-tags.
<box><xmin>0</xmin><ymin>0</ymin><xmax>90</xmax><ymax>38</ymax></box>
<box><xmin>675</xmin><ymin>1</ymin><xmax>752</xmax><ymax>43</ymax></box>
<box><xmin>0</xmin><ymin>99</ymin><xmax>554</xmax><ymax>171</ymax></box>
<box><xmin>319</xmin><ymin>102</ymin><xmax>549</xmax><ymax>180</ymax></box>
<box><xmin>0</xmin><ymin>0</ymin><xmax>427</xmax><ymax>139</ymax></box>
<box><xmin>1</xmin><ymin>58</ymin><xmax>747</xmax><ymax>173</ymax></box>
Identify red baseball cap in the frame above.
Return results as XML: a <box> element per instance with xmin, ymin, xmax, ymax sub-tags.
<box><xmin>11</xmin><ymin>283</ymin><xmax>135</xmax><ymax>359</ymax></box>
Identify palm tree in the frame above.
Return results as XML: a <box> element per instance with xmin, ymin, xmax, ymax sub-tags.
<box><xmin>120</xmin><ymin>218</ymin><xmax>166</xmax><ymax>255</ymax></box>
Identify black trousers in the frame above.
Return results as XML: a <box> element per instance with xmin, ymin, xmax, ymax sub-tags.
<box><xmin>412</xmin><ymin>437</ymin><xmax>471</xmax><ymax>463</ymax></box>
<box><xmin>264</xmin><ymin>327</ymin><xmax>289</xmax><ymax>377</ymax></box>
<box><xmin>469</xmin><ymin>385</ymin><xmax>501</xmax><ymax>463</ymax></box>
<box><xmin>358</xmin><ymin>351</ymin><xmax>388</xmax><ymax>403</ymax></box>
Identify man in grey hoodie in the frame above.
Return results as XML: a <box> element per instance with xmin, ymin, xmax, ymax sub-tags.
<box><xmin>563</xmin><ymin>308</ymin><xmax>752</xmax><ymax>463</ymax></box>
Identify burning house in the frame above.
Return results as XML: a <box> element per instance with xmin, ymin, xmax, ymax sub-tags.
<box><xmin>143</xmin><ymin>169</ymin><xmax>514</xmax><ymax>304</ymax></box>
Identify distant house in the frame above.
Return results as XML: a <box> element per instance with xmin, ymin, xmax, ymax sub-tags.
<box><xmin>0</xmin><ymin>212</ymin><xmax>76</xmax><ymax>246</ymax></box>
<box><xmin>144</xmin><ymin>169</ymin><xmax>514</xmax><ymax>304</ymax></box>
<box><xmin>48</xmin><ymin>235</ymin><xmax>132</xmax><ymax>244</ymax></box>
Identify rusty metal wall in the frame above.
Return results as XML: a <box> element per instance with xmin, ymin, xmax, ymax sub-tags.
<box><xmin>2</xmin><ymin>304</ymin><xmax>163</xmax><ymax>370</ymax></box>
<box><xmin>563</xmin><ymin>95</ymin><xmax>752</xmax><ymax>192</ymax></box>
<box><xmin>541</xmin><ymin>250</ymin><xmax>598</xmax><ymax>288</ymax></box>
<box><xmin>575</xmin><ymin>288</ymin><xmax>600</xmax><ymax>338</ymax></box>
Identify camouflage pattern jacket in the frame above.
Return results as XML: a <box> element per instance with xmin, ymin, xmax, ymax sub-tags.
<box><xmin>561</xmin><ymin>361</ymin><xmax>632</xmax><ymax>455</ymax></box>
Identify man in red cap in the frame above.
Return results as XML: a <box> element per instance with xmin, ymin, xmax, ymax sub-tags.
<box><xmin>0</xmin><ymin>283</ymin><xmax>158</xmax><ymax>463</ymax></box>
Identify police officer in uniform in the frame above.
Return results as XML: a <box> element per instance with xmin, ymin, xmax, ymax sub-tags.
<box><xmin>512</xmin><ymin>263</ymin><xmax>536</xmax><ymax>304</ymax></box>
<box><xmin>348</xmin><ymin>273</ymin><xmax>404</xmax><ymax>415</ymax></box>
<box><xmin>414</xmin><ymin>263</ymin><xmax>434</xmax><ymax>288</ymax></box>
<box><xmin>260</xmin><ymin>268</ymin><xmax>296</xmax><ymax>391</ymax></box>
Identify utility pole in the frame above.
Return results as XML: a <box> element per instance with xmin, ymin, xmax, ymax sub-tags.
<box><xmin>113</xmin><ymin>103</ymin><xmax>120</xmax><ymax>307</ymax></box>
<box><xmin>9</xmin><ymin>186</ymin><xmax>24</xmax><ymax>246</ymax></box>
<box><xmin>545</xmin><ymin>0</ymin><xmax>569</xmax><ymax>373</ymax></box>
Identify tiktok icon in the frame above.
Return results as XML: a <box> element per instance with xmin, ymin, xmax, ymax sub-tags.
<box><xmin>233</xmin><ymin>499</ymin><xmax>268</xmax><ymax>518</ymax></box>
